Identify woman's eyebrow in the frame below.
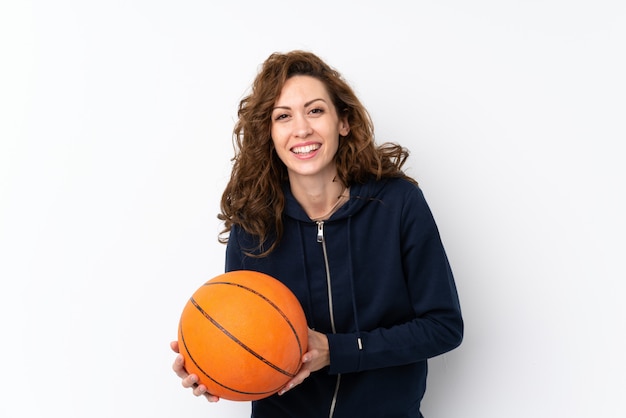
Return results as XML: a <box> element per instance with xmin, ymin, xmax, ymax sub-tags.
<box><xmin>272</xmin><ymin>98</ymin><xmax>326</xmax><ymax>111</ymax></box>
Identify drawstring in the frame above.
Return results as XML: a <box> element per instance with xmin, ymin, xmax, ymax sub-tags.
<box><xmin>296</xmin><ymin>222</ymin><xmax>316</xmax><ymax>330</ymax></box>
<box><xmin>346</xmin><ymin>217</ymin><xmax>363</xmax><ymax>354</ymax></box>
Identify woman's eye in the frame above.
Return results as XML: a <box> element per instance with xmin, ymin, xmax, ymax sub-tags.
<box><xmin>310</xmin><ymin>108</ymin><xmax>324</xmax><ymax>115</ymax></box>
<box><xmin>274</xmin><ymin>113</ymin><xmax>288</xmax><ymax>121</ymax></box>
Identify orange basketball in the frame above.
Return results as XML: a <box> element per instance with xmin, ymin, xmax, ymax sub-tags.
<box><xmin>177</xmin><ymin>270</ymin><xmax>308</xmax><ymax>401</ymax></box>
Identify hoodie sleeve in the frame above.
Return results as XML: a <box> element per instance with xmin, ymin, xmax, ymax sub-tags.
<box><xmin>326</xmin><ymin>185</ymin><xmax>463</xmax><ymax>374</ymax></box>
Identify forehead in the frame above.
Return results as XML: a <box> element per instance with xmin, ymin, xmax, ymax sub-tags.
<box><xmin>275</xmin><ymin>75</ymin><xmax>331</xmax><ymax>104</ymax></box>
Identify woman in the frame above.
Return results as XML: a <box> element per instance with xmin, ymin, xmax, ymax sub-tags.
<box><xmin>172</xmin><ymin>50</ymin><xmax>463</xmax><ymax>417</ymax></box>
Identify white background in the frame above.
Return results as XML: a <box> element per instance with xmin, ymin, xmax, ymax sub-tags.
<box><xmin>1</xmin><ymin>1</ymin><xmax>625</xmax><ymax>417</ymax></box>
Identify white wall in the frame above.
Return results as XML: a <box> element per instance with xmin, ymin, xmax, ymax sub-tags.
<box><xmin>1</xmin><ymin>1</ymin><xmax>624</xmax><ymax>417</ymax></box>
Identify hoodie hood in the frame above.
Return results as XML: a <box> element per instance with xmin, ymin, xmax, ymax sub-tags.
<box><xmin>282</xmin><ymin>177</ymin><xmax>388</xmax><ymax>223</ymax></box>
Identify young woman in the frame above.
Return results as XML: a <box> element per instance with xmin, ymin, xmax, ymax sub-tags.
<box><xmin>172</xmin><ymin>50</ymin><xmax>463</xmax><ymax>418</ymax></box>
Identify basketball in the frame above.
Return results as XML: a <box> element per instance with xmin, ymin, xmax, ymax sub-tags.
<box><xmin>177</xmin><ymin>270</ymin><xmax>308</xmax><ymax>401</ymax></box>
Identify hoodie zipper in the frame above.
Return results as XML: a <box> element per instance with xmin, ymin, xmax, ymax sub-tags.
<box><xmin>316</xmin><ymin>221</ymin><xmax>340</xmax><ymax>418</ymax></box>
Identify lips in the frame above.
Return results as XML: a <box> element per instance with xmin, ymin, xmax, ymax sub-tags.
<box><xmin>291</xmin><ymin>143</ymin><xmax>321</xmax><ymax>155</ymax></box>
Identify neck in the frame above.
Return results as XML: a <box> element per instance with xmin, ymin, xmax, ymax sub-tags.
<box><xmin>289</xmin><ymin>174</ymin><xmax>348</xmax><ymax>221</ymax></box>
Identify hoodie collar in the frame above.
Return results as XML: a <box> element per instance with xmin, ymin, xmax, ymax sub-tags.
<box><xmin>283</xmin><ymin>177</ymin><xmax>386</xmax><ymax>222</ymax></box>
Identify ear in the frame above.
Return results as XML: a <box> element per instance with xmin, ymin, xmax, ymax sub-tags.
<box><xmin>339</xmin><ymin>116</ymin><xmax>350</xmax><ymax>136</ymax></box>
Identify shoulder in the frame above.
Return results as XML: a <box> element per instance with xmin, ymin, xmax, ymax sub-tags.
<box><xmin>373</xmin><ymin>177</ymin><xmax>425</xmax><ymax>203</ymax></box>
<box><xmin>376</xmin><ymin>178</ymin><xmax>438</xmax><ymax>225</ymax></box>
<box><xmin>351</xmin><ymin>177</ymin><xmax>430</xmax><ymax>220</ymax></box>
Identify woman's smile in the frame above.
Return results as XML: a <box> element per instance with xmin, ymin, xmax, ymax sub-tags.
<box><xmin>291</xmin><ymin>142</ymin><xmax>321</xmax><ymax>157</ymax></box>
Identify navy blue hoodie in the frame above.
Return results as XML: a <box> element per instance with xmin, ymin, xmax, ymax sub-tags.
<box><xmin>225</xmin><ymin>177</ymin><xmax>463</xmax><ymax>417</ymax></box>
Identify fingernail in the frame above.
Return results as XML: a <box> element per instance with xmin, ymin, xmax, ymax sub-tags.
<box><xmin>278</xmin><ymin>383</ymin><xmax>294</xmax><ymax>396</ymax></box>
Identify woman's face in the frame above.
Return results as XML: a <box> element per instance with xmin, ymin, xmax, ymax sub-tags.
<box><xmin>270</xmin><ymin>75</ymin><xmax>349</xmax><ymax>183</ymax></box>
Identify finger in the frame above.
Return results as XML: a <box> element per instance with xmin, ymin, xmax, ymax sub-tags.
<box><xmin>199</xmin><ymin>388</ymin><xmax>220</xmax><ymax>403</ymax></box>
<box><xmin>170</xmin><ymin>340</ymin><xmax>180</xmax><ymax>353</ymax></box>
<box><xmin>172</xmin><ymin>354</ymin><xmax>188</xmax><ymax>378</ymax></box>
<box><xmin>204</xmin><ymin>393</ymin><xmax>220</xmax><ymax>403</ymax></box>
<box><xmin>278</xmin><ymin>368</ymin><xmax>311</xmax><ymax>396</ymax></box>
<box><xmin>278</xmin><ymin>382</ymin><xmax>295</xmax><ymax>396</ymax></box>
<box><xmin>190</xmin><ymin>381</ymin><xmax>220</xmax><ymax>402</ymax></box>
<box><xmin>192</xmin><ymin>382</ymin><xmax>207</xmax><ymax>396</ymax></box>
<box><xmin>182</xmin><ymin>374</ymin><xmax>198</xmax><ymax>389</ymax></box>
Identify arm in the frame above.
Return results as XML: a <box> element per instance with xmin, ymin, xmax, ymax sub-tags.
<box><xmin>328</xmin><ymin>186</ymin><xmax>463</xmax><ymax>374</ymax></box>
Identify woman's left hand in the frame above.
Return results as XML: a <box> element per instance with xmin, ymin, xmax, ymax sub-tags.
<box><xmin>278</xmin><ymin>328</ymin><xmax>330</xmax><ymax>396</ymax></box>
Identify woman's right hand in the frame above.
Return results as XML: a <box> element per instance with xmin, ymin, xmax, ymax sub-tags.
<box><xmin>170</xmin><ymin>340</ymin><xmax>220</xmax><ymax>402</ymax></box>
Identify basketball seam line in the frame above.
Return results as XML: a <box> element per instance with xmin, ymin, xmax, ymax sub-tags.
<box><xmin>179</xmin><ymin>325</ymin><xmax>279</xmax><ymax>396</ymax></box>
<box><xmin>207</xmin><ymin>280</ymin><xmax>305</xmax><ymax>358</ymax></box>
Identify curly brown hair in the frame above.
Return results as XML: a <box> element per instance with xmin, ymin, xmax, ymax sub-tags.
<box><xmin>218</xmin><ymin>50</ymin><xmax>416</xmax><ymax>256</ymax></box>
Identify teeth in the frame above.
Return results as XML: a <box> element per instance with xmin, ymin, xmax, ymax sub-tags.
<box><xmin>292</xmin><ymin>144</ymin><xmax>320</xmax><ymax>154</ymax></box>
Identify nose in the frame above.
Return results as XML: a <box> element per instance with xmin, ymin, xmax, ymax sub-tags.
<box><xmin>293</xmin><ymin>114</ymin><xmax>312</xmax><ymax>138</ymax></box>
